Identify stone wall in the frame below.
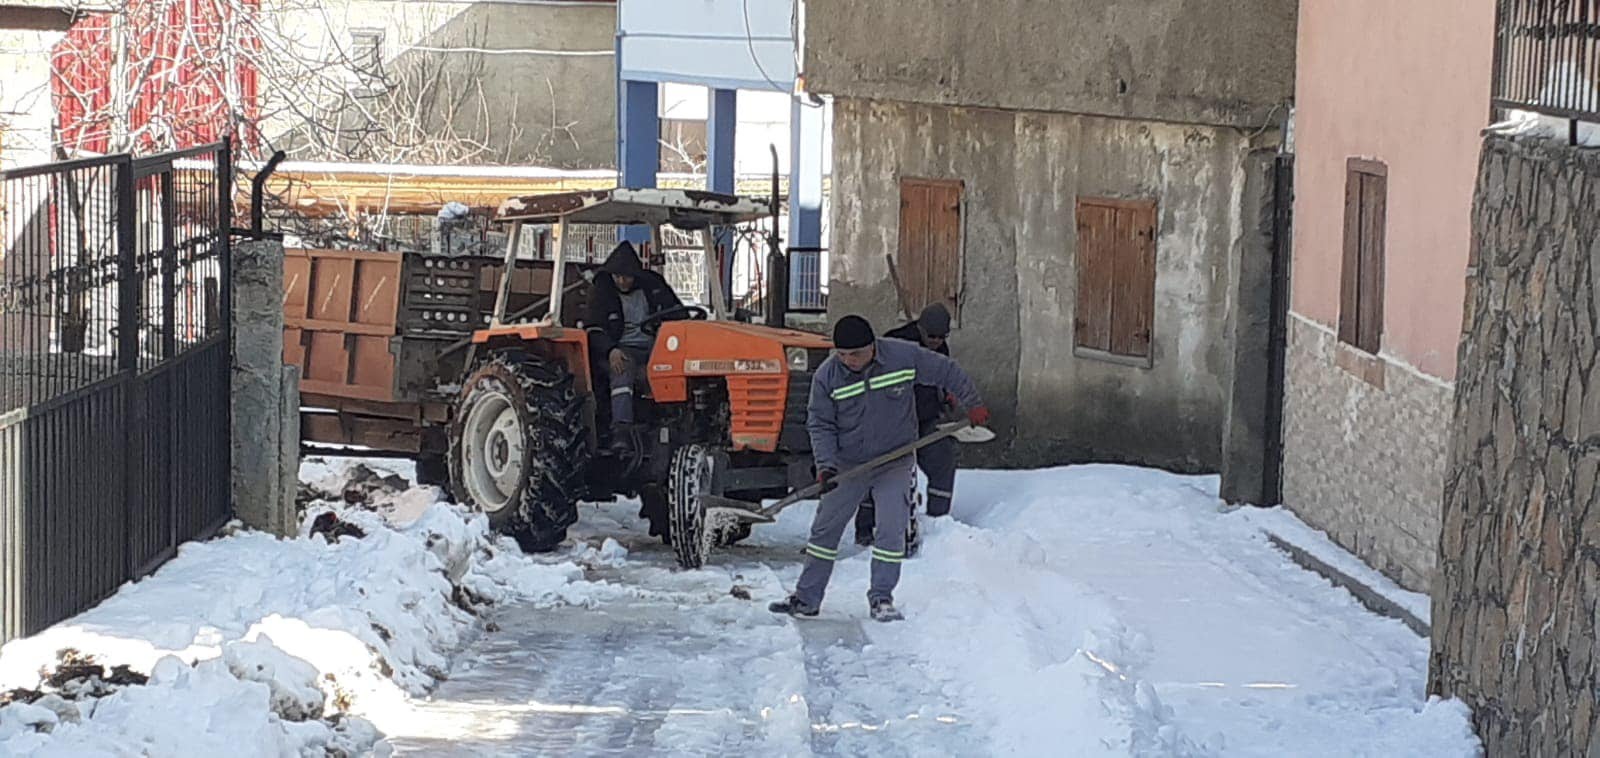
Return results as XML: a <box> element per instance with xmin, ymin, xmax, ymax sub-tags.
<box><xmin>1280</xmin><ymin>314</ymin><xmax>1452</xmax><ymax>592</ymax></box>
<box><xmin>1429</xmin><ymin>135</ymin><xmax>1600</xmax><ymax>756</ymax></box>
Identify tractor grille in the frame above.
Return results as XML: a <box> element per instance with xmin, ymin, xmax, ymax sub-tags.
<box><xmin>780</xmin><ymin>370</ymin><xmax>814</xmax><ymax>452</ymax></box>
<box><xmin>728</xmin><ymin>375</ymin><xmax>786</xmax><ymax>451</ymax></box>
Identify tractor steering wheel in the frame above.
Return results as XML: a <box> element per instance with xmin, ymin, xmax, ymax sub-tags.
<box><xmin>640</xmin><ymin>304</ymin><xmax>710</xmax><ymax>332</ymax></box>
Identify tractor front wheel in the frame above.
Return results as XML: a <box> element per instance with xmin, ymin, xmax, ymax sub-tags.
<box><xmin>667</xmin><ymin>444</ymin><xmax>714</xmax><ymax>569</ymax></box>
<box><xmin>449</xmin><ymin>351</ymin><xmax>589</xmax><ymax>553</ymax></box>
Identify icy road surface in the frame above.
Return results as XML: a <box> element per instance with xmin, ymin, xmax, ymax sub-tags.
<box><xmin>384</xmin><ymin>466</ymin><xmax>1478</xmax><ymax>757</ymax></box>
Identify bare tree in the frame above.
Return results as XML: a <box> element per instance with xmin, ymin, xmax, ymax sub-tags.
<box><xmin>45</xmin><ymin>0</ymin><xmax>578</xmax><ymax>166</ymax></box>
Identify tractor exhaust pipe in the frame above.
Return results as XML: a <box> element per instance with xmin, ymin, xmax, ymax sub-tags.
<box><xmin>764</xmin><ymin>144</ymin><xmax>789</xmax><ymax>328</ymax></box>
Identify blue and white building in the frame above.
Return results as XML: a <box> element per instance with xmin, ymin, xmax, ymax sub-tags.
<box><xmin>615</xmin><ymin>0</ymin><xmax>829</xmax><ymax>309</ymax></box>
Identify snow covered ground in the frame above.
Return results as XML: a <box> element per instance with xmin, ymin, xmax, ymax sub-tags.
<box><xmin>0</xmin><ymin>459</ymin><xmax>1481</xmax><ymax>757</ymax></box>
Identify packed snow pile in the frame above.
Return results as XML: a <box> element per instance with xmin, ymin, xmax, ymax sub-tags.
<box><xmin>0</xmin><ymin>460</ymin><xmax>597</xmax><ymax>756</ymax></box>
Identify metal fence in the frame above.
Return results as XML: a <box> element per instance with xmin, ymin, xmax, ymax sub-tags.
<box><xmin>0</xmin><ymin>142</ymin><xmax>232</xmax><ymax>642</ymax></box>
<box><xmin>1494</xmin><ymin>0</ymin><xmax>1600</xmax><ymax>122</ymax></box>
<box><xmin>788</xmin><ymin>247</ymin><xmax>827</xmax><ymax>312</ymax></box>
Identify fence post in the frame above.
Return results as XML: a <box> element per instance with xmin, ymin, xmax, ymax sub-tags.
<box><xmin>115</xmin><ymin>157</ymin><xmax>138</xmax><ymax>373</ymax></box>
<box><xmin>230</xmin><ymin>238</ymin><xmax>292</xmax><ymax>536</ymax></box>
<box><xmin>159</xmin><ymin>170</ymin><xmax>176</xmax><ymax>360</ymax></box>
<box><xmin>115</xmin><ymin>156</ymin><xmax>138</xmax><ymax>582</ymax></box>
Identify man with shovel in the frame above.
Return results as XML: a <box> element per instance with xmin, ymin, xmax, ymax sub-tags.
<box><xmin>770</xmin><ymin>315</ymin><xmax>989</xmax><ymax>622</ymax></box>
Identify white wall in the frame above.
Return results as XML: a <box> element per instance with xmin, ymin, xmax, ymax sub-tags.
<box><xmin>0</xmin><ymin>30</ymin><xmax>65</xmax><ymax>169</ymax></box>
<box><xmin>619</xmin><ymin>0</ymin><xmax>795</xmax><ymax>88</ymax></box>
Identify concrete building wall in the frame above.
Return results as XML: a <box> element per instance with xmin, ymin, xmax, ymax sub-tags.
<box><xmin>1431</xmin><ymin>135</ymin><xmax>1600</xmax><ymax>757</ymax></box>
<box><xmin>266</xmin><ymin>0</ymin><xmax>617</xmax><ymax>167</ymax></box>
<box><xmin>1280</xmin><ymin>0</ymin><xmax>1495</xmax><ymax>593</ymax></box>
<box><xmin>802</xmin><ymin>0</ymin><xmax>1296</xmax><ymax>130</ymax></box>
<box><xmin>828</xmin><ymin>97</ymin><xmax>1268</xmax><ymax>471</ymax></box>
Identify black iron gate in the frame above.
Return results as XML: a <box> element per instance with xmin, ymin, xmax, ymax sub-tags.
<box><xmin>0</xmin><ymin>142</ymin><xmax>233</xmax><ymax>642</ymax></box>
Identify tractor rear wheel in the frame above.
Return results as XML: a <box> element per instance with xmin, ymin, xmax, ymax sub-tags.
<box><xmin>667</xmin><ymin>444</ymin><xmax>714</xmax><ymax>569</ymax></box>
<box><xmin>449</xmin><ymin>351</ymin><xmax>589</xmax><ymax>553</ymax></box>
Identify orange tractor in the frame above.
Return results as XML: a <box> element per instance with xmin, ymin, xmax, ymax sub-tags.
<box><xmin>448</xmin><ymin>188</ymin><xmax>831</xmax><ymax>568</ymax></box>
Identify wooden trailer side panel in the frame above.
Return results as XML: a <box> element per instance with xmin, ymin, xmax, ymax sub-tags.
<box><xmin>283</xmin><ymin>248</ymin><xmax>403</xmax><ymax>403</ymax></box>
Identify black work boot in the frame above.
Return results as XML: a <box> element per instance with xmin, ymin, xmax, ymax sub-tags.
<box><xmin>769</xmin><ymin>594</ymin><xmax>820</xmax><ymax>618</ymax></box>
<box><xmin>870</xmin><ymin>598</ymin><xmax>904</xmax><ymax>623</ymax></box>
<box><xmin>609</xmin><ymin>423</ymin><xmax>637</xmax><ymax>456</ymax></box>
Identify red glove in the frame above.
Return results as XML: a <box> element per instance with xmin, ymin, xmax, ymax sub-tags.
<box><xmin>967</xmin><ymin>405</ymin><xmax>991</xmax><ymax>426</ymax></box>
<box><xmin>816</xmin><ymin>468</ymin><xmax>838</xmax><ymax>494</ymax></box>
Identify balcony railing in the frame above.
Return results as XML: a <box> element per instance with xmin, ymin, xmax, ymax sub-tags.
<box><xmin>1491</xmin><ymin>0</ymin><xmax>1600</xmax><ymax>123</ymax></box>
<box><xmin>1494</xmin><ymin>0</ymin><xmax>1600</xmax><ymax>123</ymax></box>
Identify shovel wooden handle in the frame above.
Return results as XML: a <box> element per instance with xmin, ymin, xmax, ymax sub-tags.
<box><xmin>699</xmin><ymin>420</ymin><xmax>980</xmax><ymax>519</ymax></box>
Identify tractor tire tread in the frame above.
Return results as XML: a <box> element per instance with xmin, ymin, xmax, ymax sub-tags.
<box><xmin>449</xmin><ymin>350</ymin><xmax>590</xmax><ymax>552</ymax></box>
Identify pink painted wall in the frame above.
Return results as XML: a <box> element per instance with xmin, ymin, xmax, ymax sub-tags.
<box><xmin>1291</xmin><ymin>0</ymin><xmax>1496</xmax><ymax>381</ymax></box>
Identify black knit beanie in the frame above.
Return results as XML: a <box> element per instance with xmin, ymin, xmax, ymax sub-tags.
<box><xmin>832</xmin><ymin>315</ymin><xmax>875</xmax><ymax>349</ymax></box>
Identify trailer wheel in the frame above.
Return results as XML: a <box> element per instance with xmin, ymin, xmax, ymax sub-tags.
<box><xmin>449</xmin><ymin>351</ymin><xmax>589</xmax><ymax>553</ymax></box>
<box><xmin>667</xmin><ymin>444</ymin><xmax>714</xmax><ymax>569</ymax></box>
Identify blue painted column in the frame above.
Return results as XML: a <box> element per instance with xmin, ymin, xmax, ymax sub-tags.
<box><xmin>788</xmin><ymin>98</ymin><xmax>825</xmax><ymax>302</ymax></box>
<box><xmin>618</xmin><ymin>79</ymin><xmax>659</xmax><ymax>246</ymax></box>
<box><xmin>707</xmin><ymin>89</ymin><xmax>737</xmax><ymax>194</ymax></box>
<box><xmin>707</xmin><ymin>88</ymin><xmax>738</xmax><ymax>302</ymax></box>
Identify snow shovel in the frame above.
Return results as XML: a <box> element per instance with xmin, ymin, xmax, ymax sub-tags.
<box><xmin>698</xmin><ymin>420</ymin><xmax>995</xmax><ymax>523</ymax></box>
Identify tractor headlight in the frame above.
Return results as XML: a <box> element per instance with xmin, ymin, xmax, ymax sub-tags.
<box><xmin>785</xmin><ymin>347</ymin><xmax>808</xmax><ymax>372</ymax></box>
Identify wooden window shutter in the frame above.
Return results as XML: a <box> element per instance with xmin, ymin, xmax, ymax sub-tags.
<box><xmin>1340</xmin><ymin>159</ymin><xmax>1387</xmax><ymax>355</ymax></box>
<box><xmin>1076</xmin><ymin>197</ymin><xmax>1157</xmax><ymax>361</ymax></box>
<box><xmin>1074</xmin><ymin>204</ymin><xmax>1115</xmax><ymax>352</ymax></box>
<box><xmin>896</xmin><ymin>178</ymin><xmax>963</xmax><ymax>318</ymax></box>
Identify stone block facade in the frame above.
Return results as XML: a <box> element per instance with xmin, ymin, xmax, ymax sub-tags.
<box><xmin>1429</xmin><ymin>134</ymin><xmax>1600</xmax><ymax>756</ymax></box>
<box><xmin>1281</xmin><ymin>314</ymin><xmax>1452</xmax><ymax>593</ymax></box>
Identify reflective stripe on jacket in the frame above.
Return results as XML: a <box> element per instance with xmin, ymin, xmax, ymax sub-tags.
<box><xmin>806</xmin><ymin>338</ymin><xmax>982</xmax><ymax>471</ymax></box>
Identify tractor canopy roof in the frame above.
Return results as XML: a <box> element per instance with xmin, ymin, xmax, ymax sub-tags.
<box><xmin>494</xmin><ymin>188</ymin><xmax>772</xmax><ymax>230</ymax></box>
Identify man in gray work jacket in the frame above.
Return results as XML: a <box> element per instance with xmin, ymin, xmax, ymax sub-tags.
<box><xmin>770</xmin><ymin>315</ymin><xmax>989</xmax><ymax>622</ymax></box>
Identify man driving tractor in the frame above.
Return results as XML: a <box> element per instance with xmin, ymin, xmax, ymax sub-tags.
<box><xmin>588</xmin><ymin>241</ymin><xmax>685</xmax><ymax>453</ymax></box>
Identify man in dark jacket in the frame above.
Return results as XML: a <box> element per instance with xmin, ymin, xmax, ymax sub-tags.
<box><xmin>587</xmin><ymin>241</ymin><xmax>684</xmax><ymax>448</ymax></box>
<box><xmin>855</xmin><ymin>303</ymin><xmax>961</xmax><ymax>549</ymax></box>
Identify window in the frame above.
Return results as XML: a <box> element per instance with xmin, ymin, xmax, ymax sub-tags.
<box><xmin>1339</xmin><ymin>158</ymin><xmax>1387</xmax><ymax>355</ymax></box>
<box><xmin>348</xmin><ymin>29</ymin><xmax>385</xmax><ymax>95</ymax></box>
<box><xmin>895</xmin><ymin>178</ymin><xmax>963</xmax><ymax>318</ymax></box>
<box><xmin>1074</xmin><ymin>197</ymin><xmax>1157</xmax><ymax>363</ymax></box>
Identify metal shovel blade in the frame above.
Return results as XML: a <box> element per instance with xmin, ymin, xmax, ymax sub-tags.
<box><xmin>952</xmin><ymin>425</ymin><xmax>996</xmax><ymax>443</ymax></box>
<box><xmin>699</xmin><ymin>498</ymin><xmax>775</xmax><ymax>522</ymax></box>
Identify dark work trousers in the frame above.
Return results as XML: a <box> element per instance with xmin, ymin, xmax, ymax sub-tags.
<box><xmin>607</xmin><ymin>345</ymin><xmax>651</xmax><ymax>426</ymax></box>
